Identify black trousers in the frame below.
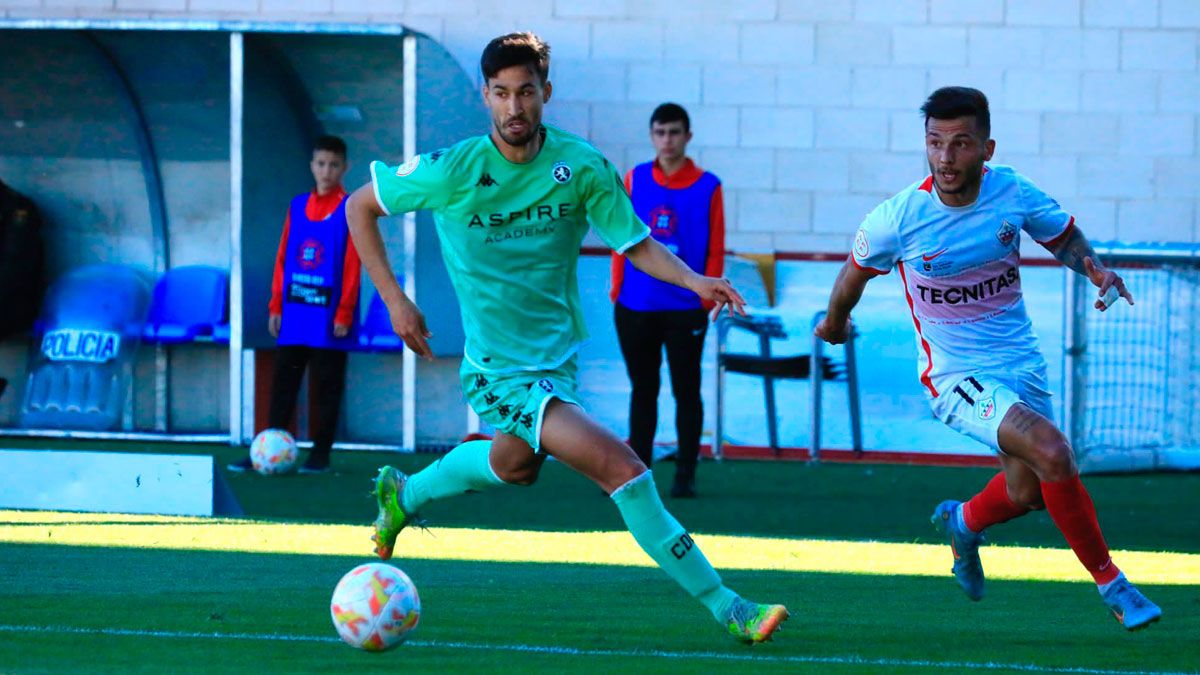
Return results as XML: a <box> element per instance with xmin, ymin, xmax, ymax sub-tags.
<box><xmin>269</xmin><ymin>345</ymin><xmax>348</xmax><ymax>460</ymax></box>
<box><xmin>614</xmin><ymin>303</ymin><xmax>709</xmax><ymax>480</ymax></box>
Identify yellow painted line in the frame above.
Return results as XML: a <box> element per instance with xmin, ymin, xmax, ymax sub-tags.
<box><xmin>1</xmin><ymin>511</ymin><xmax>1196</xmax><ymax>585</ymax></box>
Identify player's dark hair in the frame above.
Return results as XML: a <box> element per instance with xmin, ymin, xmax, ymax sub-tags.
<box><xmin>313</xmin><ymin>135</ymin><xmax>347</xmax><ymax>159</ymax></box>
<box><xmin>921</xmin><ymin>86</ymin><xmax>990</xmax><ymax>139</ymax></box>
<box><xmin>650</xmin><ymin>103</ymin><xmax>690</xmax><ymax>133</ymax></box>
<box><xmin>481</xmin><ymin>32</ymin><xmax>551</xmax><ymax>84</ymax></box>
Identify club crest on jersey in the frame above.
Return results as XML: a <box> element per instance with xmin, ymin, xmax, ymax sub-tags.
<box><xmin>648</xmin><ymin>205</ymin><xmax>678</xmax><ymax>238</ymax></box>
<box><xmin>996</xmin><ymin>220</ymin><xmax>1017</xmax><ymax>247</ymax></box>
<box><xmin>537</xmin><ymin>378</ymin><xmax>554</xmax><ymax>393</ymax></box>
<box><xmin>394</xmin><ymin>155</ymin><xmax>420</xmax><ymax>177</ymax></box>
<box><xmin>976</xmin><ymin>397</ymin><xmax>996</xmax><ymax>421</ymax></box>
<box><xmin>853</xmin><ymin>229</ymin><xmax>870</xmax><ymax>258</ymax></box>
<box><xmin>298</xmin><ymin>239</ymin><xmax>325</xmax><ymax>270</ymax></box>
<box><xmin>552</xmin><ymin>162</ymin><xmax>572</xmax><ymax>184</ymax></box>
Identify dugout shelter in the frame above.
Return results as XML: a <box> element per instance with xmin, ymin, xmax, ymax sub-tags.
<box><xmin>0</xmin><ymin>19</ymin><xmax>483</xmax><ymax>451</ymax></box>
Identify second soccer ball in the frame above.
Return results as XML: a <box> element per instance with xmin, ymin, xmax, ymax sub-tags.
<box><xmin>248</xmin><ymin>428</ymin><xmax>298</xmax><ymax>475</ymax></box>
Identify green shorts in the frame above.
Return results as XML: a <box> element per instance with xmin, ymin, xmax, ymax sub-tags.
<box><xmin>460</xmin><ymin>356</ymin><xmax>582</xmax><ymax>452</ymax></box>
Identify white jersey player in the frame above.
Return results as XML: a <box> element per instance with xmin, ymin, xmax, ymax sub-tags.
<box><xmin>850</xmin><ymin>163</ymin><xmax>1071</xmax><ymax>444</ymax></box>
<box><xmin>816</xmin><ymin>86</ymin><xmax>1160</xmax><ymax>631</ymax></box>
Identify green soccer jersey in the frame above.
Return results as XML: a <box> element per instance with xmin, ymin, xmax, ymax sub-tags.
<box><xmin>371</xmin><ymin>124</ymin><xmax>651</xmax><ymax>373</ymax></box>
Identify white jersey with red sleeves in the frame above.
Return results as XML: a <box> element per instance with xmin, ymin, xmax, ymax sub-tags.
<box><xmin>851</xmin><ymin>164</ymin><xmax>1073</xmax><ymax>398</ymax></box>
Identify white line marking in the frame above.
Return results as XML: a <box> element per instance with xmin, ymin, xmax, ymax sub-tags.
<box><xmin>0</xmin><ymin>624</ymin><xmax>1186</xmax><ymax>675</ymax></box>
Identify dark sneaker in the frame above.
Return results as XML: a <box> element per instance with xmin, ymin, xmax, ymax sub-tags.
<box><xmin>671</xmin><ymin>474</ymin><xmax>696</xmax><ymax>498</ymax></box>
<box><xmin>298</xmin><ymin>455</ymin><xmax>331</xmax><ymax>474</ymax></box>
<box><xmin>226</xmin><ymin>457</ymin><xmax>253</xmax><ymax>473</ymax></box>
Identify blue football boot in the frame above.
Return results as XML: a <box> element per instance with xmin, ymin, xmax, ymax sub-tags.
<box><xmin>1100</xmin><ymin>574</ymin><xmax>1162</xmax><ymax>631</ymax></box>
<box><xmin>931</xmin><ymin>500</ymin><xmax>985</xmax><ymax>601</ymax></box>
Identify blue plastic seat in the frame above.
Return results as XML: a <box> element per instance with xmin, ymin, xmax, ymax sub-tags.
<box><xmin>21</xmin><ymin>264</ymin><xmax>152</xmax><ymax>430</ymax></box>
<box><xmin>358</xmin><ymin>281</ymin><xmax>404</xmax><ymax>352</ymax></box>
<box><xmin>143</xmin><ymin>266</ymin><xmax>230</xmax><ymax>344</ymax></box>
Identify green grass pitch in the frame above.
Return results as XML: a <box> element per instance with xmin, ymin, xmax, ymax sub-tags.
<box><xmin>0</xmin><ymin>440</ymin><xmax>1197</xmax><ymax>674</ymax></box>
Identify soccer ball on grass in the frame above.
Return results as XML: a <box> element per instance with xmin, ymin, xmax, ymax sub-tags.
<box><xmin>248</xmin><ymin>428</ymin><xmax>298</xmax><ymax>475</ymax></box>
<box><xmin>330</xmin><ymin>562</ymin><xmax>421</xmax><ymax>651</ymax></box>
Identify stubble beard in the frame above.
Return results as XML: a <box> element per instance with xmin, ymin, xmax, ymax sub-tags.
<box><xmin>496</xmin><ymin>118</ymin><xmax>537</xmax><ymax>147</ymax></box>
<box><xmin>931</xmin><ymin>160</ymin><xmax>984</xmax><ymax>196</ymax></box>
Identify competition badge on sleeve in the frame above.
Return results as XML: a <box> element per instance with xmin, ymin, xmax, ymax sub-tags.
<box><xmin>394</xmin><ymin>155</ymin><xmax>421</xmax><ymax>177</ymax></box>
<box><xmin>854</xmin><ymin>229</ymin><xmax>870</xmax><ymax>258</ymax></box>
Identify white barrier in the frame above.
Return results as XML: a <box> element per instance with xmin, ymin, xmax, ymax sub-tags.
<box><xmin>0</xmin><ymin>449</ymin><xmax>238</xmax><ymax>516</ymax></box>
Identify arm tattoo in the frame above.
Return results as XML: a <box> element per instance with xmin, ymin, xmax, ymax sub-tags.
<box><xmin>1049</xmin><ymin>226</ymin><xmax>1097</xmax><ymax>278</ymax></box>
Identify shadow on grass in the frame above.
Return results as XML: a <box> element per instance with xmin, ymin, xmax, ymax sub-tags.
<box><xmin>1</xmin><ymin>542</ymin><xmax>1196</xmax><ymax>674</ymax></box>
<box><xmin>5</xmin><ymin>437</ymin><xmax>1200</xmax><ymax>553</ymax></box>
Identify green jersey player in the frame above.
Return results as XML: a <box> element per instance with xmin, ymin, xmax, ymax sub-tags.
<box><xmin>345</xmin><ymin>32</ymin><xmax>787</xmax><ymax>644</ymax></box>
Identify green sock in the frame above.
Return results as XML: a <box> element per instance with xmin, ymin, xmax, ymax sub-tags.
<box><xmin>611</xmin><ymin>471</ymin><xmax>739</xmax><ymax>623</ymax></box>
<box><xmin>401</xmin><ymin>440</ymin><xmax>507</xmax><ymax>513</ymax></box>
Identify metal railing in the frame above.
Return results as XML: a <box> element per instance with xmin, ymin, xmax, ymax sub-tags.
<box><xmin>714</xmin><ymin>310</ymin><xmax>861</xmax><ymax>461</ymax></box>
<box><xmin>810</xmin><ymin>311</ymin><xmax>862</xmax><ymax>461</ymax></box>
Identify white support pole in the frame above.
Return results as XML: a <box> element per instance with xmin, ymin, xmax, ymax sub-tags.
<box><xmin>242</xmin><ymin>348</ymin><xmax>255</xmax><ymax>444</ymax></box>
<box><xmin>401</xmin><ymin>34</ymin><xmax>418</xmax><ymax>453</ymax></box>
<box><xmin>154</xmin><ymin>345</ymin><xmax>168</xmax><ymax>432</ymax></box>
<box><xmin>1062</xmin><ymin>266</ymin><xmax>1083</xmax><ymax>453</ymax></box>
<box><xmin>228</xmin><ymin>32</ymin><xmax>246</xmax><ymax>445</ymax></box>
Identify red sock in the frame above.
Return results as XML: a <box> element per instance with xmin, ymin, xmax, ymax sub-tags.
<box><xmin>1041</xmin><ymin>475</ymin><xmax>1121</xmax><ymax>585</ymax></box>
<box><xmin>963</xmin><ymin>471</ymin><xmax>1029</xmax><ymax>532</ymax></box>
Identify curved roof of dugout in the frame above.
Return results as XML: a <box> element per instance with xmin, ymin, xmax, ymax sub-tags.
<box><xmin>0</xmin><ymin>19</ymin><xmax>484</xmax><ymax>446</ymax></box>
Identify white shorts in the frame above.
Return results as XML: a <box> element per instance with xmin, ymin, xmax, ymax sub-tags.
<box><xmin>929</xmin><ymin>367</ymin><xmax>1054</xmax><ymax>452</ymax></box>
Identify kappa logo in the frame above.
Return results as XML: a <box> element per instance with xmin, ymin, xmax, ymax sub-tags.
<box><xmin>476</xmin><ymin>172</ymin><xmax>498</xmax><ymax>187</ymax></box>
<box><xmin>394</xmin><ymin>154</ymin><xmax>420</xmax><ymax>177</ymax></box>
<box><xmin>997</xmin><ymin>220</ymin><xmax>1017</xmax><ymax>247</ymax></box>
<box><xmin>551</xmin><ymin>162</ymin><xmax>572</xmax><ymax>184</ymax></box>
<box><xmin>511</xmin><ymin>406</ymin><xmax>532</xmax><ymax>426</ymax></box>
<box><xmin>976</xmin><ymin>397</ymin><xmax>996</xmax><ymax>421</ymax></box>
